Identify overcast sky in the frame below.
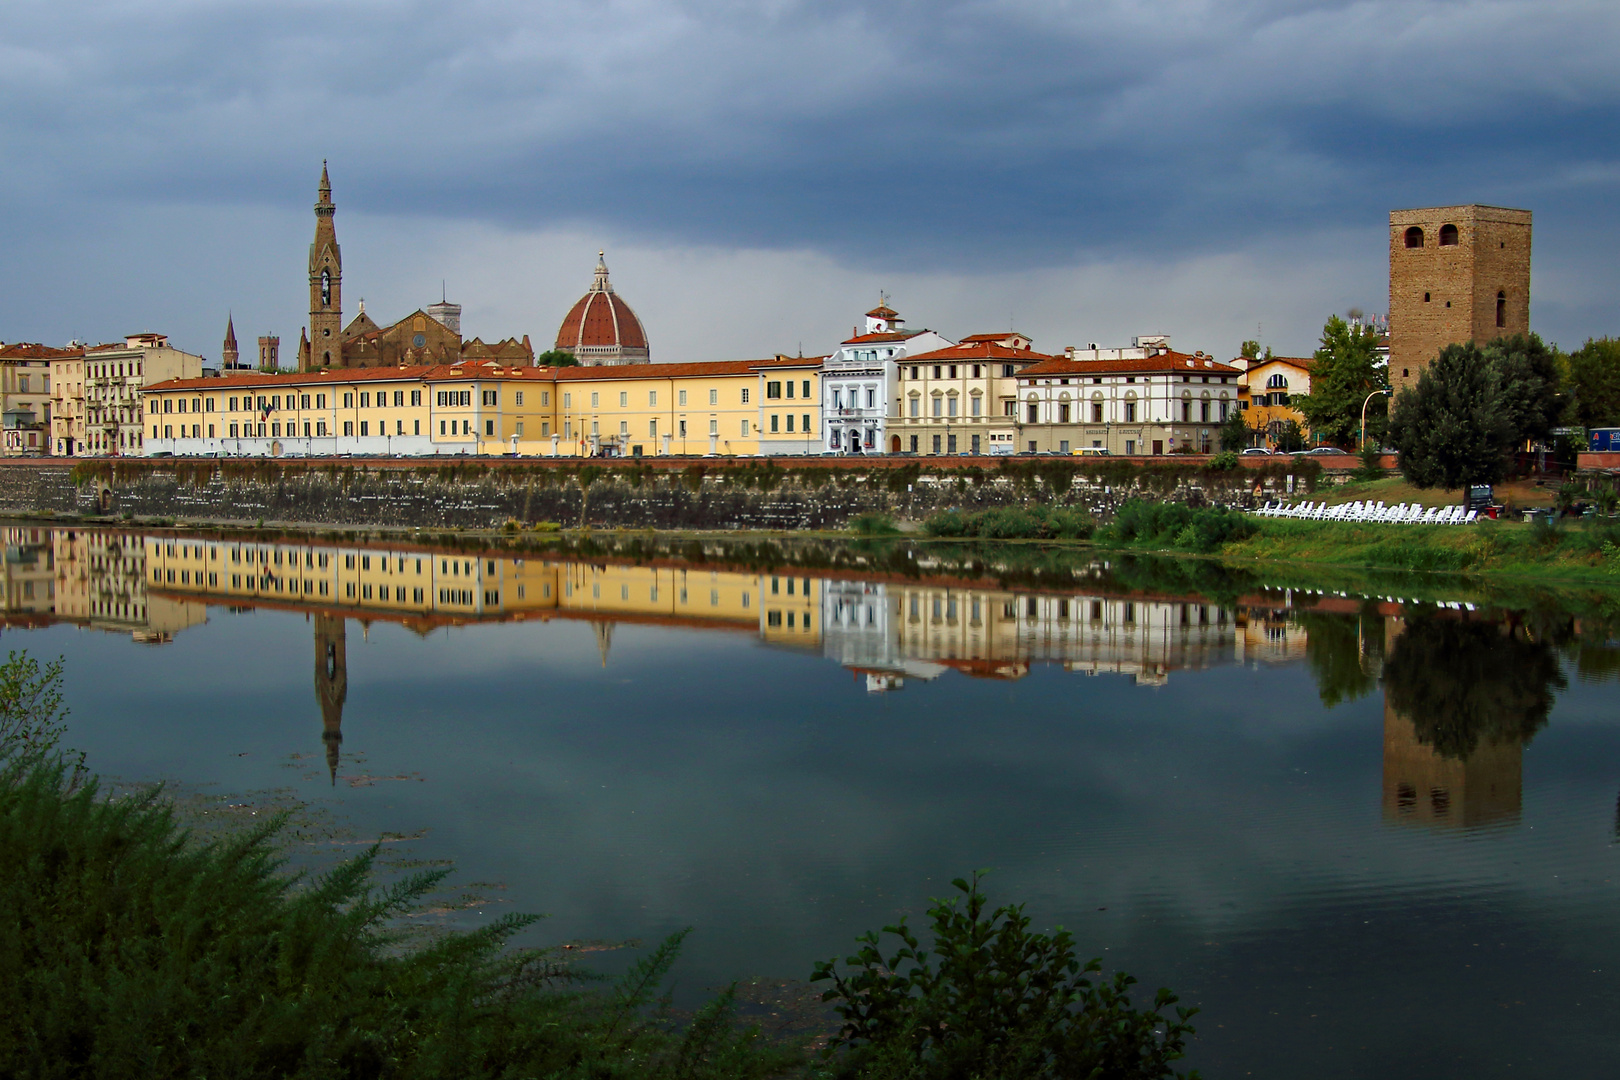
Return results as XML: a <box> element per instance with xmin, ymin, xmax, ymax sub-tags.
<box><xmin>2</xmin><ymin>0</ymin><xmax>1616</xmax><ymax>363</ymax></box>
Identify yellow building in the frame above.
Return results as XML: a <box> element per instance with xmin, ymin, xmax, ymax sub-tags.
<box><xmin>142</xmin><ymin>356</ymin><xmax>822</xmax><ymax>458</ymax></box>
<box><xmin>1236</xmin><ymin>355</ymin><xmax>1314</xmax><ymax>449</ymax></box>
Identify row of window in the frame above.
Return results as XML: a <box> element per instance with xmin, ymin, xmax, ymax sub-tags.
<box><xmin>903</xmin><ymin>363</ymin><xmax>1013</xmax><ymax>380</ymax></box>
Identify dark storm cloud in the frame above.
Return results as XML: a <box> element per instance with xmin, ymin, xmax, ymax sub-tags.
<box><xmin>6</xmin><ymin>0</ymin><xmax>1617</xmax><ymax>267</ymax></box>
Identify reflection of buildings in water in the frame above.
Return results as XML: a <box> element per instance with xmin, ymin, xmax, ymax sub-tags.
<box><xmin>826</xmin><ymin>581</ymin><xmax>1237</xmax><ymax>691</ymax></box>
<box><xmin>2</xmin><ymin>526</ymin><xmax>55</xmax><ymax>616</ymax></box>
<box><xmin>1380</xmin><ymin>616</ymin><xmax>1522</xmax><ymax>828</ymax></box>
<box><xmin>314</xmin><ymin>613</ymin><xmax>347</xmax><ymax>784</ymax></box>
<box><xmin>0</xmin><ymin>527</ymin><xmax>205</xmax><ymax>642</ymax></box>
<box><xmin>1382</xmin><ymin>697</ymin><xmax>1522</xmax><ymax>828</ymax></box>
<box><xmin>1235</xmin><ymin>606</ymin><xmax>1309</xmax><ymax>665</ymax></box>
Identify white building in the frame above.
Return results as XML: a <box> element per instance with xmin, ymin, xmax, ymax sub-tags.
<box><xmin>820</xmin><ymin>304</ymin><xmax>951</xmax><ymax>454</ymax></box>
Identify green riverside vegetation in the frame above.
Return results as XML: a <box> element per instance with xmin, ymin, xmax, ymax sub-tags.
<box><xmin>0</xmin><ymin>653</ymin><xmax>1197</xmax><ymax>1080</ymax></box>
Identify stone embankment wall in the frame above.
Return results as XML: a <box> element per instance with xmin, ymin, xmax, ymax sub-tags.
<box><xmin>0</xmin><ymin>459</ymin><xmax>1331</xmax><ymax>531</ymax></box>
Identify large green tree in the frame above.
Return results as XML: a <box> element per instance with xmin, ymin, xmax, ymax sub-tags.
<box><xmin>534</xmin><ymin>349</ymin><xmax>580</xmax><ymax>367</ymax></box>
<box><xmin>1485</xmin><ymin>333</ymin><xmax>1562</xmax><ymax>446</ymax></box>
<box><xmin>1565</xmin><ymin>337</ymin><xmax>1620</xmax><ymax>428</ymax></box>
<box><xmin>1386</xmin><ymin>342</ymin><xmax>1516</xmax><ymax>488</ymax></box>
<box><xmin>1291</xmin><ymin>315</ymin><xmax>1388</xmax><ymax>448</ymax></box>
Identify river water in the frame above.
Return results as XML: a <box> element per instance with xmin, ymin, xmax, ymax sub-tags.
<box><xmin>5</xmin><ymin>523</ymin><xmax>1618</xmax><ymax>1078</ymax></box>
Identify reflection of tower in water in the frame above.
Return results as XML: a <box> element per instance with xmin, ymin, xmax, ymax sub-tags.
<box><xmin>592</xmin><ymin>620</ymin><xmax>614</xmax><ymax>667</ymax></box>
<box><xmin>1381</xmin><ymin>615</ymin><xmax>1522</xmax><ymax>828</ymax></box>
<box><xmin>314</xmin><ymin>614</ymin><xmax>348</xmax><ymax>784</ymax></box>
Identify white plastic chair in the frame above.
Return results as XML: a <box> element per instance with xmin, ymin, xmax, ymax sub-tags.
<box><xmin>1463</xmin><ymin>509</ymin><xmax>1478</xmax><ymax>524</ymax></box>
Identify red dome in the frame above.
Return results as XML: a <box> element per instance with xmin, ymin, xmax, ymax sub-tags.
<box><xmin>555</xmin><ymin>252</ymin><xmax>649</xmax><ymax>364</ymax></box>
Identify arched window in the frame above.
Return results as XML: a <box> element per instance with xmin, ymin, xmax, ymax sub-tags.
<box><xmin>1266</xmin><ymin>374</ymin><xmax>1288</xmax><ymax>390</ymax></box>
<box><xmin>320</xmin><ymin>268</ymin><xmax>332</xmax><ymax>306</ymax></box>
<box><xmin>1404</xmin><ymin>226</ymin><xmax>1424</xmax><ymax>248</ymax></box>
<box><xmin>1438</xmin><ymin>224</ymin><xmax>1459</xmax><ymax>246</ymax></box>
<box><xmin>1496</xmin><ymin>290</ymin><xmax>1506</xmax><ymax>328</ymax></box>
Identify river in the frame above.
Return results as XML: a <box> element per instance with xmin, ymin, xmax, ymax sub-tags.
<box><xmin>4</xmin><ymin>522</ymin><xmax>1618</xmax><ymax>1078</ymax></box>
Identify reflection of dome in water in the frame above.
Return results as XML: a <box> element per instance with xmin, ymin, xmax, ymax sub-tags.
<box><xmin>554</xmin><ymin>252</ymin><xmax>649</xmax><ymax>365</ymax></box>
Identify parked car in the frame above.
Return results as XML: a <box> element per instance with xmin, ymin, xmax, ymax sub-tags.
<box><xmin>1239</xmin><ymin>447</ymin><xmax>1272</xmax><ymax>456</ymax></box>
<box><xmin>1302</xmin><ymin>446</ymin><xmax>1353</xmax><ymax>456</ymax></box>
<box><xmin>1074</xmin><ymin>447</ymin><xmax>1111</xmax><ymax>456</ymax></box>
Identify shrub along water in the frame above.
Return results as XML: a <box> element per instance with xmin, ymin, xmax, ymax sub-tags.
<box><xmin>922</xmin><ymin>505</ymin><xmax>1094</xmax><ymax>540</ymax></box>
<box><xmin>1103</xmin><ymin>500</ymin><xmax>1259</xmax><ymax>554</ymax></box>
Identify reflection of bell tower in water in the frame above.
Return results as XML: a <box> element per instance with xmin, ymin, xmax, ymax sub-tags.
<box><xmin>1381</xmin><ymin>615</ymin><xmax>1522</xmax><ymax>827</ymax></box>
<box><xmin>315</xmin><ymin>614</ymin><xmax>348</xmax><ymax>784</ymax></box>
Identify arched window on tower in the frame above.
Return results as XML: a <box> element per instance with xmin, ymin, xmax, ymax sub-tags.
<box><xmin>321</xmin><ymin>269</ymin><xmax>332</xmax><ymax>307</ymax></box>
<box><xmin>1496</xmin><ymin>290</ymin><xmax>1506</xmax><ymax>328</ymax></box>
<box><xmin>1439</xmin><ymin>224</ymin><xmax>1459</xmax><ymax>246</ymax></box>
<box><xmin>1404</xmin><ymin>226</ymin><xmax>1424</xmax><ymax>248</ymax></box>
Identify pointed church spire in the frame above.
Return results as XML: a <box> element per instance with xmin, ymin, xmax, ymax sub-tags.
<box><xmin>318</xmin><ymin>159</ymin><xmax>332</xmax><ymax>207</ymax></box>
<box><xmin>592</xmin><ymin>250</ymin><xmax>613</xmax><ymax>293</ymax></box>
<box><xmin>222</xmin><ymin>312</ymin><xmax>239</xmax><ymax>369</ymax></box>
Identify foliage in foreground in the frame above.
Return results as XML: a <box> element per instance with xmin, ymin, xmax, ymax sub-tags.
<box><xmin>0</xmin><ymin>757</ymin><xmax>791</xmax><ymax>1080</ymax></box>
<box><xmin>812</xmin><ymin>874</ymin><xmax>1198</xmax><ymax>1080</ymax></box>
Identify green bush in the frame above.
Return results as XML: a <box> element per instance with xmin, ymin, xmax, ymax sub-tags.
<box><xmin>921</xmin><ymin>506</ymin><xmax>1093</xmax><ymax>541</ymax></box>
<box><xmin>812</xmin><ymin>874</ymin><xmax>1197</xmax><ymax>1080</ymax></box>
<box><xmin>1204</xmin><ymin>451</ymin><xmax>1240</xmax><ymax>472</ymax></box>
<box><xmin>851</xmin><ymin>512</ymin><xmax>901</xmax><ymax>536</ymax></box>
<box><xmin>1106</xmin><ymin>499</ymin><xmax>1256</xmax><ymax>553</ymax></box>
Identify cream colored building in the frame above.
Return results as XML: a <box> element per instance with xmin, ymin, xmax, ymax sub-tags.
<box><xmin>79</xmin><ymin>334</ymin><xmax>205</xmax><ymax>456</ymax></box>
<box><xmin>895</xmin><ymin>334</ymin><xmax>1048</xmax><ymax>455</ymax></box>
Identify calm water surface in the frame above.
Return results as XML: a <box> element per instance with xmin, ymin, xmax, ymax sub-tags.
<box><xmin>7</xmin><ymin>524</ymin><xmax>1620</xmax><ymax>1078</ymax></box>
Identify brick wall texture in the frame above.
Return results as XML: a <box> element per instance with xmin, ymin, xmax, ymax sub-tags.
<box><xmin>1388</xmin><ymin>204</ymin><xmax>1532</xmax><ymax>395</ymax></box>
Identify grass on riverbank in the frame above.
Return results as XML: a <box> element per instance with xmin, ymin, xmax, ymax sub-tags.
<box><xmin>1311</xmin><ymin>474</ymin><xmax>1558</xmax><ymax>511</ymax></box>
<box><xmin>1221</xmin><ymin>516</ymin><xmax>1620</xmax><ymax>579</ymax></box>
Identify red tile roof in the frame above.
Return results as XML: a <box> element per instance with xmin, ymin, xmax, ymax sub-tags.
<box><xmin>0</xmin><ymin>343</ymin><xmax>86</xmax><ymax>361</ymax></box>
<box><xmin>1239</xmin><ymin>355</ymin><xmax>1316</xmax><ymax>371</ymax></box>
<box><xmin>1019</xmin><ymin>351</ymin><xmax>1241</xmax><ymax>378</ymax></box>
<box><xmin>865</xmin><ymin>304</ymin><xmax>900</xmax><ymax>319</ymax></box>
<box><xmin>146</xmin><ymin>356</ymin><xmax>828</xmax><ymax>393</ymax></box>
<box><xmin>906</xmin><ymin>341</ymin><xmax>1055</xmax><ymax>363</ymax></box>
<box><xmin>841</xmin><ymin>330</ymin><xmax>926</xmax><ymax>345</ymax></box>
<box><xmin>958</xmin><ymin>332</ymin><xmax>1032</xmax><ymax>345</ymax></box>
<box><xmin>556</xmin><ymin>290</ymin><xmax>648</xmax><ymax>352</ymax></box>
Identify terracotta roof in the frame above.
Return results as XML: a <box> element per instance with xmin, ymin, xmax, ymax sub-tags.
<box><xmin>1239</xmin><ymin>355</ymin><xmax>1316</xmax><ymax>371</ymax></box>
<box><xmin>147</xmin><ymin>367</ymin><xmax>444</xmax><ymax>393</ymax></box>
<box><xmin>906</xmin><ymin>341</ymin><xmax>1056</xmax><ymax>363</ymax></box>
<box><xmin>146</xmin><ymin>355</ymin><xmax>823</xmax><ymax>393</ymax></box>
<box><xmin>556</xmin><ymin>290</ymin><xmax>648</xmax><ymax>352</ymax></box>
<box><xmin>865</xmin><ymin>305</ymin><xmax>900</xmax><ymax>319</ymax></box>
<box><xmin>841</xmin><ymin>330</ymin><xmax>926</xmax><ymax>345</ymax></box>
<box><xmin>958</xmin><ymin>333</ymin><xmax>1032</xmax><ymax>345</ymax></box>
<box><xmin>1018</xmin><ymin>351</ymin><xmax>1241</xmax><ymax>378</ymax></box>
<box><xmin>0</xmin><ymin>343</ymin><xmax>86</xmax><ymax>361</ymax></box>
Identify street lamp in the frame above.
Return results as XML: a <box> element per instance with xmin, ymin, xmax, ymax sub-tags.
<box><xmin>1359</xmin><ymin>390</ymin><xmax>1389</xmax><ymax>453</ymax></box>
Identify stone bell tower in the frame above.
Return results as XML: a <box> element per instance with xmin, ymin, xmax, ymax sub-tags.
<box><xmin>307</xmin><ymin>161</ymin><xmax>343</xmax><ymax>370</ymax></box>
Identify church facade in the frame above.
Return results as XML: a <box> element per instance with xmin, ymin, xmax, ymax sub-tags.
<box><xmin>295</xmin><ymin>163</ymin><xmax>533</xmax><ymax>371</ymax></box>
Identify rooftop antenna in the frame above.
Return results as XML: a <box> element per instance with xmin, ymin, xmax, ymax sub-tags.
<box><xmin>442</xmin><ymin>280</ymin><xmax>447</xmax><ymax>303</ymax></box>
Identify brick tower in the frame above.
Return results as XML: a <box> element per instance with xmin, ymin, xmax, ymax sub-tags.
<box><xmin>1388</xmin><ymin>204</ymin><xmax>1531</xmax><ymax>394</ymax></box>
<box><xmin>307</xmin><ymin>161</ymin><xmax>343</xmax><ymax>369</ymax></box>
<box><xmin>221</xmin><ymin>313</ymin><xmax>239</xmax><ymax>368</ymax></box>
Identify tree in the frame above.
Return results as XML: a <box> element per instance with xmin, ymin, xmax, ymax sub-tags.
<box><xmin>1217</xmin><ymin>408</ymin><xmax>1251</xmax><ymax>452</ymax></box>
<box><xmin>1386</xmin><ymin>342</ymin><xmax>1517</xmax><ymax>489</ymax></box>
<box><xmin>1565</xmin><ymin>337</ymin><xmax>1620</xmax><ymax>428</ymax></box>
<box><xmin>1273</xmin><ymin>419</ymin><xmax>1306</xmax><ymax>453</ymax></box>
<box><xmin>535</xmin><ymin>349</ymin><xmax>580</xmax><ymax>367</ymax></box>
<box><xmin>1486</xmin><ymin>333</ymin><xmax>1562</xmax><ymax>446</ymax></box>
<box><xmin>1290</xmin><ymin>315</ymin><xmax>1388</xmax><ymax>448</ymax></box>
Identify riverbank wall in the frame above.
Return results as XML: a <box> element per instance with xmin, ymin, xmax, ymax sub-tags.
<box><xmin>0</xmin><ymin>457</ymin><xmax>1341</xmax><ymax>531</ymax></box>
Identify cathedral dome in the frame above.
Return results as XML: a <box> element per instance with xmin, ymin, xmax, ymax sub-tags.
<box><xmin>555</xmin><ymin>252</ymin><xmax>649</xmax><ymax>365</ymax></box>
